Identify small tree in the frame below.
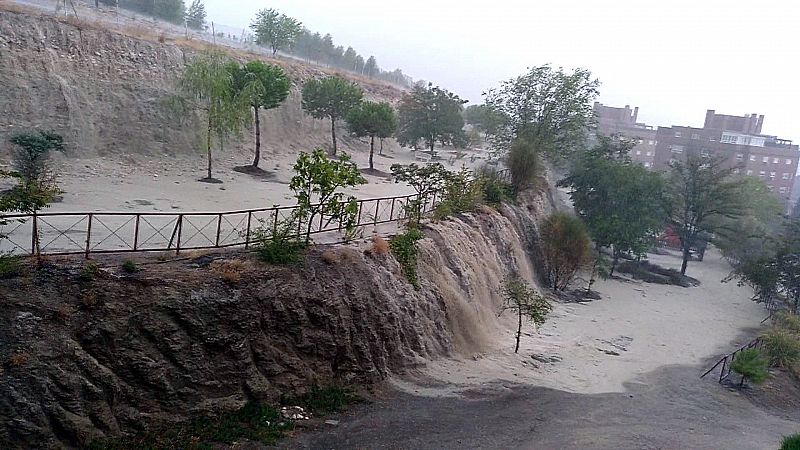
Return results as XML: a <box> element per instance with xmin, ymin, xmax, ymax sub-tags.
<box><xmin>289</xmin><ymin>149</ymin><xmax>367</xmax><ymax>243</ymax></box>
<box><xmin>506</xmin><ymin>137</ymin><xmax>542</xmax><ymax>193</ymax></box>
<box><xmin>174</xmin><ymin>52</ymin><xmax>250</xmax><ymax>182</ymax></box>
<box><xmin>185</xmin><ymin>0</ymin><xmax>206</xmax><ymax>30</ymax></box>
<box><xmin>346</xmin><ymin>101</ymin><xmax>397</xmax><ymax>170</ymax></box>
<box><xmin>390</xmin><ymin>163</ymin><xmax>451</xmax><ymax>226</ymax></box>
<box><xmin>730</xmin><ymin>348</ymin><xmax>769</xmax><ymax>387</ymax></box>
<box><xmin>396</xmin><ymin>83</ymin><xmax>467</xmax><ymax>157</ymax></box>
<box><xmin>230</xmin><ymin>61</ymin><xmax>290</xmax><ymax>168</ymax></box>
<box><xmin>500</xmin><ymin>276</ymin><xmax>552</xmax><ymax>353</ymax></box>
<box><xmin>463</xmin><ymin>104</ymin><xmax>506</xmax><ymax>137</ymax></box>
<box><xmin>668</xmin><ymin>155</ymin><xmax>743</xmax><ymax>275</ymax></box>
<box><xmin>540</xmin><ymin>212</ymin><xmax>591</xmax><ymax>291</ymax></box>
<box><xmin>250</xmin><ymin>8</ymin><xmax>302</xmax><ymax>55</ymax></box>
<box><xmin>301</xmin><ymin>76</ymin><xmax>364</xmax><ymax>155</ymax></box>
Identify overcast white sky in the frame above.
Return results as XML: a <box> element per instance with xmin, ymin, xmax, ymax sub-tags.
<box><xmin>206</xmin><ymin>0</ymin><xmax>800</xmax><ymax>140</ymax></box>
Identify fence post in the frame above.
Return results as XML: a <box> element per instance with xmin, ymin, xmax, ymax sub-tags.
<box><xmin>175</xmin><ymin>214</ymin><xmax>183</xmax><ymax>255</ymax></box>
<box><xmin>374</xmin><ymin>199</ymin><xmax>380</xmax><ymax>225</ymax></box>
<box><xmin>85</xmin><ymin>213</ymin><xmax>93</xmax><ymax>259</ymax></box>
<box><xmin>389</xmin><ymin>198</ymin><xmax>396</xmax><ymax>221</ymax></box>
<box><xmin>215</xmin><ymin>213</ymin><xmax>223</xmax><ymax>247</ymax></box>
<box><xmin>31</xmin><ymin>212</ymin><xmax>38</xmax><ymax>256</ymax></box>
<box><xmin>133</xmin><ymin>214</ymin><xmax>140</xmax><ymax>251</ymax></box>
<box><xmin>245</xmin><ymin>211</ymin><xmax>252</xmax><ymax>249</ymax></box>
<box><xmin>356</xmin><ymin>200</ymin><xmax>363</xmax><ymax>226</ymax></box>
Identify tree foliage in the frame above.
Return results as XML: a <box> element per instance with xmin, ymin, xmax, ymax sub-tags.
<box><xmin>289</xmin><ymin>149</ymin><xmax>366</xmax><ymax>243</ymax></box>
<box><xmin>730</xmin><ymin>348</ymin><xmax>769</xmax><ymax>386</ymax></box>
<box><xmin>396</xmin><ymin>83</ymin><xmax>467</xmax><ymax>156</ymax></box>
<box><xmin>185</xmin><ymin>0</ymin><xmax>206</xmax><ymax>30</ymax></box>
<box><xmin>117</xmin><ymin>0</ymin><xmax>185</xmax><ymax>24</ymax></box>
<box><xmin>230</xmin><ymin>61</ymin><xmax>290</xmax><ymax>167</ymax></box>
<box><xmin>500</xmin><ymin>276</ymin><xmax>552</xmax><ymax>353</ymax></box>
<box><xmin>390</xmin><ymin>163</ymin><xmax>451</xmax><ymax>226</ymax></box>
<box><xmin>250</xmin><ymin>8</ymin><xmax>302</xmax><ymax>55</ymax></box>
<box><xmin>540</xmin><ymin>212</ymin><xmax>592</xmax><ymax>291</ymax></box>
<box><xmin>346</xmin><ymin>101</ymin><xmax>397</xmax><ymax>170</ymax></box>
<box><xmin>559</xmin><ymin>135</ymin><xmax>668</xmax><ymax>274</ymax></box>
<box><xmin>483</xmin><ymin>65</ymin><xmax>599</xmax><ymax>163</ymax></box>
<box><xmin>301</xmin><ymin>77</ymin><xmax>364</xmax><ymax>155</ymax></box>
<box><xmin>506</xmin><ymin>137</ymin><xmax>543</xmax><ymax>193</ymax></box>
<box><xmin>175</xmin><ymin>51</ymin><xmax>250</xmax><ymax>181</ymax></box>
<box><xmin>668</xmin><ymin>155</ymin><xmax>744</xmax><ymax>275</ymax></box>
<box><xmin>463</xmin><ymin>104</ymin><xmax>506</xmax><ymax>136</ymax></box>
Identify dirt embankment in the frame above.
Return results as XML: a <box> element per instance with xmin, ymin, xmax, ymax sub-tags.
<box><xmin>0</xmin><ymin>188</ymin><xmax>554</xmax><ymax>449</ymax></box>
<box><xmin>0</xmin><ymin>7</ymin><xmax>406</xmax><ymax>158</ymax></box>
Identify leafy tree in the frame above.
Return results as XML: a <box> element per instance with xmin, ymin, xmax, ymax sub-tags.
<box><xmin>185</xmin><ymin>0</ymin><xmax>206</xmax><ymax>30</ymax></box>
<box><xmin>668</xmin><ymin>155</ymin><xmax>744</xmax><ymax>275</ymax></box>
<box><xmin>500</xmin><ymin>276</ymin><xmax>552</xmax><ymax>353</ymax></box>
<box><xmin>175</xmin><ymin>51</ymin><xmax>250</xmax><ymax>181</ymax></box>
<box><xmin>230</xmin><ymin>61</ymin><xmax>290</xmax><ymax>168</ymax></box>
<box><xmin>118</xmin><ymin>0</ymin><xmax>184</xmax><ymax>24</ymax></box>
<box><xmin>301</xmin><ymin>76</ymin><xmax>363</xmax><ymax>155</ymax></box>
<box><xmin>289</xmin><ymin>149</ymin><xmax>366</xmax><ymax>243</ymax></box>
<box><xmin>730</xmin><ymin>348</ymin><xmax>769</xmax><ymax>386</ymax></box>
<box><xmin>346</xmin><ymin>101</ymin><xmax>397</xmax><ymax>170</ymax></box>
<box><xmin>463</xmin><ymin>104</ymin><xmax>506</xmax><ymax>137</ymax></box>
<box><xmin>396</xmin><ymin>83</ymin><xmax>467</xmax><ymax>156</ymax></box>
<box><xmin>390</xmin><ymin>228</ymin><xmax>425</xmax><ymax>289</ymax></box>
<box><xmin>483</xmin><ymin>65</ymin><xmax>599</xmax><ymax>162</ymax></box>
<box><xmin>540</xmin><ymin>212</ymin><xmax>591</xmax><ymax>291</ymax></box>
<box><xmin>363</xmin><ymin>56</ymin><xmax>378</xmax><ymax>77</ymax></box>
<box><xmin>250</xmin><ymin>8</ymin><xmax>302</xmax><ymax>55</ymax></box>
<box><xmin>390</xmin><ymin>163</ymin><xmax>451</xmax><ymax>226</ymax></box>
<box><xmin>559</xmin><ymin>135</ymin><xmax>668</xmax><ymax>275</ymax></box>
<box><xmin>9</xmin><ymin>131</ymin><xmax>64</xmax><ymax>184</ymax></box>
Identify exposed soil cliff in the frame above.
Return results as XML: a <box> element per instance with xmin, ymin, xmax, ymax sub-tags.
<box><xmin>0</xmin><ymin>188</ymin><xmax>554</xmax><ymax>449</ymax></box>
<box><xmin>0</xmin><ymin>7</ymin><xmax>406</xmax><ymax>158</ymax></box>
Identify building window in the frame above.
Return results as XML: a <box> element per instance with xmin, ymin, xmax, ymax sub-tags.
<box><xmin>768</xmin><ymin>185</ymin><xmax>775</xmax><ymax>192</ymax></box>
<box><xmin>635</xmin><ymin>150</ymin><xmax>642</xmax><ymax>156</ymax></box>
<box><xmin>646</xmin><ymin>151</ymin><xmax>652</xmax><ymax>156</ymax></box>
<box><xmin>773</xmin><ymin>157</ymin><xmax>780</xmax><ymax>164</ymax></box>
<box><xmin>721</xmin><ymin>134</ymin><xmax>738</xmax><ymax>144</ymax></box>
<box><xmin>762</xmin><ymin>156</ymin><xmax>769</xmax><ymax>163</ymax></box>
<box><xmin>787</xmin><ymin>159</ymin><xmax>793</xmax><ymax>165</ymax></box>
<box><xmin>770</xmin><ymin>171</ymin><xmax>776</xmax><ymax>180</ymax></box>
<box><xmin>783</xmin><ymin>173</ymin><xmax>792</xmax><ymax>180</ymax></box>
<box><xmin>644</xmin><ymin>162</ymin><xmax>651</xmax><ymax>168</ymax></box>
<box><xmin>648</xmin><ymin>140</ymin><xmax>655</xmax><ymax>145</ymax></box>
<box><xmin>735</xmin><ymin>153</ymin><xmax>744</xmax><ymax>162</ymax></box>
<box><xmin>750</xmin><ymin>155</ymin><xmax>757</xmax><ymax>162</ymax></box>
<box><xmin>759</xmin><ymin>171</ymin><xmax>766</xmax><ymax>178</ymax></box>
<box><xmin>675</xmin><ymin>131</ymin><xmax>682</xmax><ymax>137</ymax></box>
<box><xmin>691</xmin><ymin>133</ymin><xmax>700</xmax><ymax>140</ymax></box>
<box><xmin>700</xmin><ymin>149</ymin><xmax>710</xmax><ymax>157</ymax></box>
<box><xmin>746</xmin><ymin>170</ymin><xmax>753</xmax><ymax>176</ymax></box>
<box><xmin>670</xmin><ymin>145</ymin><xmax>685</xmax><ymax>154</ymax></box>
<box><xmin>780</xmin><ymin>187</ymin><xmax>788</xmax><ymax>194</ymax></box>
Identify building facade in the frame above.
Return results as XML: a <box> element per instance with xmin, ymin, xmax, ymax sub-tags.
<box><xmin>653</xmin><ymin>110</ymin><xmax>799</xmax><ymax>206</ymax></box>
<box><xmin>592</xmin><ymin>102</ymin><xmax>657</xmax><ymax>168</ymax></box>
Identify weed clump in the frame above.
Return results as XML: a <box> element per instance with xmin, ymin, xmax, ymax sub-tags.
<box><xmin>0</xmin><ymin>254</ymin><xmax>23</xmax><ymax>279</ymax></box>
<box><xmin>121</xmin><ymin>259</ymin><xmax>139</xmax><ymax>274</ymax></box>
<box><xmin>390</xmin><ymin>228</ymin><xmax>424</xmax><ymax>289</ymax></box>
<box><xmin>252</xmin><ymin>218</ymin><xmax>306</xmax><ymax>265</ymax></box>
<box><xmin>368</xmin><ymin>235</ymin><xmax>390</xmax><ymax>255</ymax></box>
<box><xmin>78</xmin><ymin>261</ymin><xmax>100</xmax><ymax>282</ymax></box>
<box><xmin>781</xmin><ymin>433</ymin><xmax>800</xmax><ymax>450</ymax></box>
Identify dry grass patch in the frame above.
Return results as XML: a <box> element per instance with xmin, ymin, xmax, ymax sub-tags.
<box><xmin>211</xmin><ymin>259</ymin><xmax>245</xmax><ymax>285</ymax></box>
<box><xmin>7</xmin><ymin>352</ymin><xmax>29</xmax><ymax>368</ymax></box>
<box><xmin>369</xmin><ymin>235</ymin><xmax>390</xmax><ymax>255</ymax></box>
<box><xmin>321</xmin><ymin>249</ymin><xmax>339</xmax><ymax>265</ymax></box>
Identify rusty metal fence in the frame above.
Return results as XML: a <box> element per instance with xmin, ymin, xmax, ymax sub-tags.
<box><xmin>0</xmin><ymin>193</ymin><xmax>436</xmax><ymax>257</ymax></box>
<box><xmin>700</xmin><ymin>337</ymin><xmax>765</xmax><ymax>383</ymax></box>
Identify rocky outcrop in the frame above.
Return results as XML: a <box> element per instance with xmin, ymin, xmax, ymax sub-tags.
<box><xmin>0</xmin><ymin>187</ymin><xmax>554</xmax><ymax>449</ymax></box>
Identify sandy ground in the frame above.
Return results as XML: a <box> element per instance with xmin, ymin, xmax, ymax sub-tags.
<box><xmin>400</xmin><ymin>248</ymin><xmax>767</xmax><ymax>396</ymax></box>
<box><xmin>290</xmin><ymin>250</ymin><xmax>797</xmax><ymax>449</ymax></box>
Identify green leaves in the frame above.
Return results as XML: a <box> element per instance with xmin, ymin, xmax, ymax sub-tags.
<box><xmin>346</xmin><ymin>101</ymin><xmax>397</xmax><ymax>140</ymax></box>
<box><xmin>396</xmin><ymin>83</ymin><xmax>467</xmax><ymax>154</ymax></box>
<box><xmin>185</xmin><ymin>0</ymin><xmax>206</xmax><ymax>30</ymax></box>
<box><xmin>730</xmin><ymin>348</ymin><xmax>769</xmax><ymax>385</ymax></box>
<box><xmin>301</xmin><ymin>76</ymin><xmax>364</xmax><ymax>121</ymax></box>
<box><xmin>250</xmin><ymin>8</ymin><xmax>302</xmax><ymax>55</ymax></box>
<box><xmin>231</xmin><ymin>61</ymin><xmax>290</xmax><ymax>111</ymax></box>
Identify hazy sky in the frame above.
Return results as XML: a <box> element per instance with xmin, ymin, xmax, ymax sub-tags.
<box><xmin>205</xmin><ymin>0</ymin><xmax>800</xmax><ymax>140</ymax></box>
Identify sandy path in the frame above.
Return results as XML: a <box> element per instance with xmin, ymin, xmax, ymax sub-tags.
<box><xmin>397</xmin><ymin>248</ymin><xmax>766</xmax><ymax>395</ymax></box>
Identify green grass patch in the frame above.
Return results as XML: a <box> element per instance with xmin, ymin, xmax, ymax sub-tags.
<box><xmin>283</xmin><ymin>385</ymin><xmax>363</xmax><ymax>414</ymax></box>
<box><xmin>781</xmin><ymin>433</ymin><xmax>800</xmax><ymax>450</ymax></box>
<box><xmin>390</xmin><ymin>228</ymin><xmax>424</xmax><ymax>289</ymax></box>
<box><xmin>0</xmin><ymin>254</ymin><xmax>23</xmax><ymax>279</ymax></box>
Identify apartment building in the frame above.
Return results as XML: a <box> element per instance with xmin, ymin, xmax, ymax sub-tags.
<box><xmin>653</xmin><ymin>110</ymin><xmax>799</xmax><ymax>205</ymax></box>
<box><xmin>592</xmin><ymin>102</ymin><xmax>658</xmax><ymax>168</ymax></box>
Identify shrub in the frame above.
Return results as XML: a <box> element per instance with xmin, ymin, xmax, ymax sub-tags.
<box><xmin>761</xmin><ymin>328</ymin><xmax>800</xmax><ymax>368</ymax></box>
<box><xmin>776</xmin><ymin>312</ymin><xmax>800</xmax><ymax>335</ymax></box>
<box><xmin>0</xmin><ymin>254</ymin><xmax>23</xmax><ymax>279</ymax></box>
<box><xmin>781</xmin><ymin>433</ymin><xmax>800</xmax><ymax>450</ymax></box>
<box><xmin>506</xmin><ymin>138</ymin><xmax>542</xmax><ymax>193</ymax></box>
<box><xmin>121</xmin><ymin>259</ymin><xmax>139</xmax><ymax>274</ymax></box>
<box><xmin>477</xmin><ymin>166</ymin><xmax>515</xmax><ymax>205</ymax></box>
<box><xmin>369</xmin><ymin>235</ymin><xmax>390</xmax><ymax>255</ymax></box>
<box><xmin>390</xmin><ymin>228</ymin><xmax>425</xmax><ymax>289</ymax></box>
<box><xmin>282</xmin><ymin>385</ymin><xmax>362</xmax><ymax>414</ymax></box>
<box><xmin>433</xmin><ymin>168</ymin><xmax>484</xmax><ymax>220</ymax></box>
<box><xmin>211</xmin><ymin>260</ymin><xmax>244</xmax><ymax>285</ymax></box>
<box><xmin>540</xmin><ymin>212</ymin><xmax>591</xmax><ymax>291</ymax></box>
<box><xmin>7</xmin><ymin>352</ymin><xmax>29</xmax><ymax>368</ymax></box>
<box><xmin>78</xmin><ymin>261</ymin><xmax>100</xmax><ymax>282</ymax></box>
<box><xmin>252</xmin><ymin>218</ymin><xmax>306</xmax><ymax>265</ymax></box>
<box><xmin>321</xmin><ymin>249</ymin><xmax>339</xmax><ymax>264</ymax></box>
<box><xmin>730</xmin><ymin>348</ymin><xmax>769</xmax><ymax>386</ymax></box>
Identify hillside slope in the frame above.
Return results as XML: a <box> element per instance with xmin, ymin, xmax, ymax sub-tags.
<box><xmin>0</xmin><ymin>7</ymin><xmax>407</xmax><ymax>158</ymax></box>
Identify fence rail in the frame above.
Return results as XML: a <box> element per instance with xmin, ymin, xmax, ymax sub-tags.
<box><xmin>700</xmin><ymin>337</ymin><xmax>765</xmax><ymax>383</ymax></box>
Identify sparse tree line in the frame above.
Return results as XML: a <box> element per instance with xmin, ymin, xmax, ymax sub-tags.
<box><xmin>97</xmin><ymin>0</ymin><xmax>206</xmax><ymax>29</ymax></box>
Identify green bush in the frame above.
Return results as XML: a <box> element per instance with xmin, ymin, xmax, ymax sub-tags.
<box><xmin>506</xmin><ymin>138</ymin><xmax>542</xmax><ymax>193</ymax></box>
<box><xmin>781</xmin><ymin>433</ymin><xmax>800</xmax><ymax>450</ymax></box>
<box><xmin>78</xmin><ymin>261</ymin><xmax>100</xmax><ymax>282</ymax></box>
<box><xmin>776</xmin><ymin>312</ymin><xmax>800</xmax><ymax>335</ymax></box>
<box><xmin>390</xmin><ymin>228</ymin><xmax>424</xmax><ymax>289</ymax></box>
<box><xmin>252</xmin><ymin>218</ymin><xmax>307</xmax><ymax>265</ymax></box>
<box><xmin>433</xmin><ymin>168</ymin><xmax>483</xmax><ymax>220</ymax></box>
<box><xmin>121</xmin><ymin>259</ymin><xmax>139</xmax><ymax>274</ymax></box>
<box><xmin>730</xmin><ymin>348</ymin><xmax>769</xmax><ymax>385</ymax></box>
<box><xmin>540</xmin><ymin>212</ymin><xmax>591</xmax><ymax>291</ymax></box>
<box><xmin>761</xmin><ymin>328</ymin><xmax>800</xmax><ymax>368</ymax></box>
<box><xmin>477</xmin><ymin>166</ymin><xmax>515</xmax><ymax>205</ymax></box>
<box><xmin>0</xmin><ymin>254</ymin><xmax>23</xmax><ymax>279</ymax></box>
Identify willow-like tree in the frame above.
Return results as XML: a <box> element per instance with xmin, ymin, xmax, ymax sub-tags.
<box><xmin>175</xmin><ymin>52</ymin><xmax>249</xmax><ymax>182</ymax></box>
<box><xmin>396</xmin><ymin>83</ymin><xmax>467</xmax><ymax>157</ymax></box>
<box><xmin>230</xmin><ymin>61</ymin><xmax>290</xmax><ymax>168</ymax></box>
<box><xmin>301</xmin><ymin>76</ymin><xmax>363</xmax><ymax>155</ymax></box>
<box><xmin>346</xmin><ymin>101</ymin><xmax>397</xmax><ymax>170</ymax></box>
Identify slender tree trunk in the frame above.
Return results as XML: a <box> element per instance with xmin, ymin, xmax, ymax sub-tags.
<box><xmin>369</xmin><ymin>135</ymin><xmax>375</xmax><ymax>170</ymax></box>
<box><xmin>429</xmin><ymin>137</ymin><xmax>435</xmax><ymax>157</ymax></box>
<box><xmin>379</xmin><ymin>137</ymin><xmax>384</xmax><ymax>155</ymax></box>
<box><xmin>515</xmin><ymin>309</ymin><xmax>522</xmax><ymax>353</ymax></box>
<box><xmin>253</xmin><ymin>106</ymin><xmax>261</xmax><ymax>167</ymax></box>
<box><xmin>206</xmin><ymin>115</ymin><xmax>213</xmax><ymax>180</ymax></box>
<box><xmin>680</xmin><ymin>242</ymin><xmax>690</xmax><ymax>275</ymax></box>
<box><xmin>330</xmin><ymin>116</ymin><xmax>338</xmax><ymax>155</ymax></box>
<box><xmin>610</xmin><ymin>251</ymin><xmax>618</xmax><ymax>277</ymax></box>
